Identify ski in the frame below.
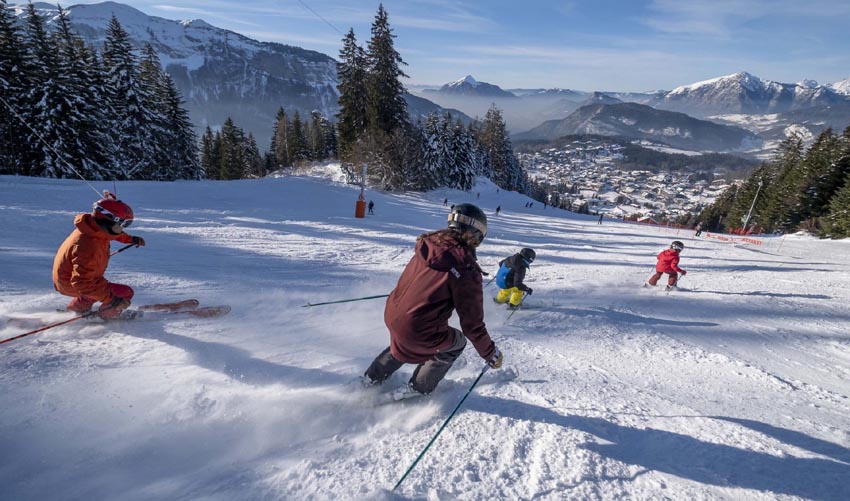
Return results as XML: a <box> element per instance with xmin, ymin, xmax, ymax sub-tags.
<box><xmin>373</xmin><ymin>365</ymin><xmax>519</xmax><ymax>405</ymax></box>
<box><xmin>137</xmin><ymin>299</ymin><xmax>200</xmax><ymax>312</ymax></box>
<box><xmin>118</xmin><ymin>305</ymin><xmax>231</xmax><ymax>320</ymax></box>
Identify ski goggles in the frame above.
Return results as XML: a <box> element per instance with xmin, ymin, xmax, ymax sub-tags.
<box><xmin>447</xmin><ymin>213</ymin><xmax>487</xmax><ymax>238</ymax></box>
<box><xmin>95</xmin><ymin>205</ymin><xmax>133</xmax><ymax>228</ymax></box>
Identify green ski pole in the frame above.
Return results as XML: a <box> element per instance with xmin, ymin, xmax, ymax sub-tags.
<box><xmin>302</xmin><ymin>294</ymin><xmax>390</xmax><ymax>307</ymax></box>
<box><xmin>392</xmin><ymin>363</ymin><xmax>491</xmax><ymax>492</ymax></box>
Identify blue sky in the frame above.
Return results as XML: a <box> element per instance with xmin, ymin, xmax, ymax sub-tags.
<box><xmin>78</xmin><ymin>0</ymin><xmax>850</xmax><ymax>91</ymax></box>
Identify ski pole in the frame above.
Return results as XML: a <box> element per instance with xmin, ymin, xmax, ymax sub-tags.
<box><xmin>0</xmin><ymin>310</ymin><xmax>100</xmax><ymax>346</ymax></box>
<box><xmin>393</xmin><ymin>363</ymin><xmax>491</xmax><ymax>492</ymax></box>
<box><xmin>506</xmin><ymin>292</ymin><xmax>528</xmax><ymax>320</ymax></box>
<box><xmin>110</xmin><ymin>243</ymin><xmax>135</xmax><ymax>256</ymax></box>
<box><xmin>302</xmin><ymin>294</ymin><xmax>389</xmax><ymax>308</ymax></box>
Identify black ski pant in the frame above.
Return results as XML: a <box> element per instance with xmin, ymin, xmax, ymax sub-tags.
<box><xmin>365</xmin><ymin>328</ymin><xmax>467</xmax><ymax>394</ymax></box>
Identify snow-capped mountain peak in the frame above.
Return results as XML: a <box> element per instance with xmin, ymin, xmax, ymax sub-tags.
<box><xmin>430</xmin><ymin>75</ymin><xmax>515</xmax><ymax>98</ymax></box>
<box><xmin>452</xmin><ymin>75</ymin><xmax>479</xmax><ymax>87</ymax></box>
<box><xmin>660</xmin><ymin>70</ymin><xmax>848</xmax><ymax>117</ymax></box>
<box><xmin>829</xmin><ymin>76</ymin><xmax>850</xmax><ymax>96</ymax></box>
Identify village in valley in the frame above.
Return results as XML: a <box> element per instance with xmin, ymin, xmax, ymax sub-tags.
<box><xmin>518</xmin><ymin>138</ymin><xmax>735</xmax><ymax>225</ymax></box>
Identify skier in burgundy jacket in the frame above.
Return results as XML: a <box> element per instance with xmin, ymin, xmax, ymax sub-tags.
<box><xmin>646</xmin><ymin>240</ymin><xmax>687</xmax><ymax>289</ymax></box>
<box><xmin>364</xmin><ymin>203</ymin><xmax>504</xmax><ymax>397</ymax></box>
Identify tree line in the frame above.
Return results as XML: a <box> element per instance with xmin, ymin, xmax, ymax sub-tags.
<box><xmin>0</xmin><ymin>2</ymin><xmax>200</xmax><ymax>180</ymax></box>
<box><xmin>334</xmin><ymin>4</ymin><xmax>528</xmax><ymax>193</ymax></box>
<box><xmin>2</xmin><ymin>2</ymin><xmax>532</xmax><ymax>198</ymax></box>
<box><xmin>198</xmin><ymin>109</ymin><xmax>338</xmax><ymax>180</ymax></box>
<box><xmin>698</xmin><ymin>127</ymin><xmax>850</xmax><ymax>239</ymax></box>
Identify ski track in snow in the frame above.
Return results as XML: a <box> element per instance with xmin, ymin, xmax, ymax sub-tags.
<box><xmin>1</xmin><ymin>173</ymin><xmax>849</xmax><ymax>500</ymax></box>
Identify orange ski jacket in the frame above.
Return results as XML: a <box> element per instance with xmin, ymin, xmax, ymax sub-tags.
<box><xmin>53</xmin><ymin>214</ymin><xmax>133</xmax><ymax>301</ymax></box>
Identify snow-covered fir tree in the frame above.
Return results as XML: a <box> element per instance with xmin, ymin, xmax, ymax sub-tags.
<box><xmin>102</xmin><ymin>15</ymin><xmax>148</xmax><ymax>178</ymax></box>
<box><xmin>476</xmin><ymin>105</ymin><xmax>525</xmax><ymax>192</ymax></box>
<box><xmin>21</xmin><ymin>3</ymin><xmax>69</xmax><ymax>178</ymax></box>
<box><xmin>269</xmin><ymin>107</ymin><xmax>291</xmax><ymax>170</ymax></box>
<box><xmin>55</xmin><ymin>8</ymin><xmax>112</xmax><ymax>179</ymax></box>
<box><xmin>336</xmin><ymin>29</ymin><xmax>368</xmax><ymax>158</ymax></box>
<box><xmin>218</xmin><ymin>117</ymin><xmax>245</xmax><ymax>180</ymax></box>
<box><xmin>0</xmin><ymin>0</ymin><xmax>28</xmax><ymax>175</ymax></box>
<box><xmin>365</xmin><ymin>4</ymin><xmax>408</xmax><ymax>136</ymax></box>
<box><xmin>287</xmin><ymin>111</ymin><xmax>309</xmax><ymax>165</ymax></box>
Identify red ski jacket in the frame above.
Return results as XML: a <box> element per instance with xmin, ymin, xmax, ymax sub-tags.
<box><xmin>655</xmin><ymin>249</ymin><xmax>684</xmax><ymax>274</ymax></box>
<box><xmin>384</xmin><ymin>230</ymin><xmax>496</xmax><ymax>364</ymax></box>
<box><xmin>53</xmin><ymin>214</ymin><xmax>134</xmax><ymax>301</ymax></box>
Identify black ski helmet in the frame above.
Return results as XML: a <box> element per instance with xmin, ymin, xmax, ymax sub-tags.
<box><xmin>447</xmin><ymin>203</ymin><xmax>488</xmax><ymax>245</ymax></box>
<box><xmin>520</xmin><ymin>248</ymin><xmax>536</xmax><ymax>263</ymax></box>
<box><xmin>671</xmin><ymin>241</ymin><xmax>684</xmax><ymax>252</ymax></box>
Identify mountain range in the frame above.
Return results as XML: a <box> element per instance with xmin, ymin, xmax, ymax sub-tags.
<box><xmin>651</xmin><ymin>71</ymin><xmax>850</xmax><ymax>117</ymax></box>
<box><xmin>12</xmin><ymin>2</ymin><xmax>468</xmax><ymax>147</ymax></box>
<box><xmin>10</xmin><ymin>2</ymin><xmax>850</xmax><ymax>155</ymax></box>
<box><xmin>514</xmin><ymin>102</ymin><xmax>761</xmax><ymax>152</ymax></box>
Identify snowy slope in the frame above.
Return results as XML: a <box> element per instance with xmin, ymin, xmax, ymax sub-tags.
<box><xmin>1</xmin><ymin>172</ymin><xmax>849</xmax><ymax>500</ymax></box>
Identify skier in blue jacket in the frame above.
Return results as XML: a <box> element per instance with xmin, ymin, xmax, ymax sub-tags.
<box><xmin>494</xmin><ymin>248</ymin><xmax>535</xmax><ymax>308</ymax></box>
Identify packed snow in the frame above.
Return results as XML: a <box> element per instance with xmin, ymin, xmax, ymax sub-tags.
<box><xmin>1</xmin><ymin>172</ymin><xmax>849</xmax><ymax>500</ymax></box>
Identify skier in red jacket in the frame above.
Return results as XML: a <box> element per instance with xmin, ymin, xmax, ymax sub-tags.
<box><xmin>646</xmin><ymin>241</ymin><xmax>687</xmax><ymax>290</ymax></box>
<box><xmin>363</xmin><ymin>203</ymin><xmax>503</xmax><ymax>400</ymax></box>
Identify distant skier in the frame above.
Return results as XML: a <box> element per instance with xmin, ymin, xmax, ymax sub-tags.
<box><xmin>495</xmin><ymin>205</ymin><xmax>501</xmax><ymax>215</ymax></box>
<box><xmin>694</xmin><ymin>222</ymin><xmax>703</xmax><ymax>237</ymax></box>
<box><xmin>598</xmin><ymin>213</ymin><xmax>604</xmax><ymax>224</ymax></box>
<box><xmin>494</xmin><ymin>248</ymin><xmax>535</xmax><ymax>309</ymax></box>
<box><xmin>363</xmin><ymin>203</ymin><xmax>503</xmax><ymax>399</ymax></box>
<box><xmin>645</xmin><ymin>241</ymin><xmax>687</xmax><ymax>290</ymax></box>
<box><xmin>368</xmin><ymin>200</ymin><xmax>374</xmax><ymax>215</ymax></box>
<box><xmin>52</xmin><ymin>193</ymin><xmax>145</xmax><ymax>318</ymax></box>
<box><xmin>443</xmin><ymin>198</ymin><xmax>448</xmax><ymax>206</ymax></box>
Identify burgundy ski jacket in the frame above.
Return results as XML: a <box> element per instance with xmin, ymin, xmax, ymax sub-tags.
<box><xmin>384</xmin><ymin>230</ymin><xmax>496</xmax><ymax>364</ymax></box>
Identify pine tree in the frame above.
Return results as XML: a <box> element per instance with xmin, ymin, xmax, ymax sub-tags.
<box><xmin>287</xmin><ymin>111</ymin><xmax>308</xmax><ymax>165</ymax></box>
<box><xmin>21</xmin><ymin>3</ymin><xmax>70</xmax><ymax>177</ymax></box>
<box><xmin>219</xmin><ymin>117</ymin><xmax>244</xmax><ymax>180</ymax></box>
<box><xmin>309</xmin><ymin>111</ymin><xmax>327</xmax><ymax>160</ymax></box>
<box><xmin>137</xmin><ymin>43</ymin><xmax>170</xmax><ymax>179</ymax></box>
<box><xmin>200</xmin><ymin>126</ymin><xmax>217</xmax><ymax>175</ymax></box>
<box><xmin>365</xmin><ymin>4</ymin><xmax>408</xmax><ymax>135</ymax></box>
<box><xmin>336</xmin><ymin>29</ymin><xmax>368</xmax><ymax>158</ymax></box>
<box><xmin>821</xmin><ymin>173</ymin><xmax>850</xmax><ymax>238</ymax></box>
<box><xmin>803</xmin><ymin>128</ymin><xmax>849</xmax><ymax>219</ymax></box>
<box><xmin>269</xmin><ymin>107</ymin><xmax>291</xmax><ymax>170</ymax></box>
<box><xmin>449</xmin><ymin>117</ymin><xmax>476</xmax><ymax>191</ymax></box>
<box><xmin>160</xmin><ymin>73</ymin><xmax>200</xmax><ymax>179</ymax></box>
<box><xmin>321</xmin><ymin>114</ymin><xmax>338</xmax><ymax>159</ymax></box>
<box><xmin>419</xmin><ymin>113</ymin><xmax>443</xmax><ymax>189</ymax></box>
<box><xmin>476</xmin><ymin>105</ymin><xmax>524</xmax><ymax>191</ymax></box>
<box><xmin>102</xmin><ymin>16</ymin><xmax>146</xmax><ymax>178</ymax></box>
<box><xmin>0</xmin><ymin>0</ymin><xmax>27</xmax><ymax>175</ymax></box>
<box><xmin>244</xmin><ymin>132</ymin><xmax>264</xmax><ymax>178</ymax></box>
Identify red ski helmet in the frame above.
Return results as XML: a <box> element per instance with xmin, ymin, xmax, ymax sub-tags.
<box><xmin>92</xmin><ymin>193</ymin><xmax>134</xmax><ymax>228</ymax></box>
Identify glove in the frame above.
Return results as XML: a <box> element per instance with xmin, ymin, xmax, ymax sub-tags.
<box><xmin>681</xmin><ymin>270</ymin><xmax>687</xmax><ymax>276</ymax></box>
<box><xmin>525</xmin><ymin>287</ymin><xmax>533</xmax><ymax>296</ymax></box>
<box><xmin>488</xmin><ymin>348</ymin><xmax>504</xmax><ymax>369</ymax></box>
<box><xmin>132</xmin><ymin>236</ymin><xmax>145</xmax><ymax>247</ymax></box>
<box><xmin>99</xmin><ymin>296</ymin><xmax>131</xmax><ymax>319</ymax></box>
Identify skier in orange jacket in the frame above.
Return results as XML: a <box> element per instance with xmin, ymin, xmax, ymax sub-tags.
<box><xmin>52</xmin><ymin>193</ymin><xmax>145</xmax><ymax>319</ymax></box>
<box><xmin>646</xmin><ymin>241</ymin><xmax>687</xmax><ymax>290</ymax></box>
